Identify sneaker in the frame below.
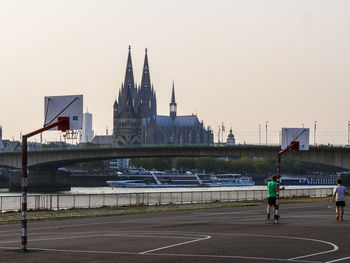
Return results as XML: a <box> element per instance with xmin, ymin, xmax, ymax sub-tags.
<box><xmin>336</xmin><ymin>214</ymin><xmax>340</xmax><ymax>220</ymax></box>
<box><xmin>267</xmin><ymin>214</ymin><xmax>270</xmax><ymax>219</ymax></box>
<box><xmin>340</xmin><ymin>217</ymin><xmax>344</xmax><ymax>221</ymax></box>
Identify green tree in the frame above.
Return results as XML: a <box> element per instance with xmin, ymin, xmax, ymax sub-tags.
<box><xmin>174</xmin><ymin>157</ymin><xmax>196</xmax><ymax>172</ymax></box>
<box><xmin>254</xmin><ymin>158</ymin><xmax>275</xmax><ymax>173</ymax></box>
<box><xmin>196</xmin><ymin>157</ymin><xmax>218</xmax><ymax>173</ymax></box>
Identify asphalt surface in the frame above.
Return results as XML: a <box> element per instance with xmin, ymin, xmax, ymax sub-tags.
<box><xmin>0</xmin><ymin>202</ymin><xmax>349</xmax><ymax>263</ymax></box>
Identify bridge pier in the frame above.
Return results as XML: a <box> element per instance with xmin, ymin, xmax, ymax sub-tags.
<box><xmin>9</xmin><ymin>169</ymin><xmax>71</xmax><ymax>192</ymax></box>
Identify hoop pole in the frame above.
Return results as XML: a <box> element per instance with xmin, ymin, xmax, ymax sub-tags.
<box><xmin>275</xmin><ymin>141</ymin><xmax>299</xmax><ymax>224</ymax></box>
<box><xmin>21</xmin><ymin>117</ymin><xmax>68</xmax><ymax>252</ymax></box>
<box><xmin>275</xmin><ymin>153</ymin><xmax>282</xmax><ymax>224</ymax></box>
<box><xmin>21</xmin><ymin>136</ymin><xmax>28</xmax><ymax>251</ymax></box>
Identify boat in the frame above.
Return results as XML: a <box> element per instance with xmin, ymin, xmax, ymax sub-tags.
<box><xmin>264</xmin><ymin>175</ymin><xmax>337</xmax><ymax>186</ymax></box>
<box><xmin>106</xmin><ymin>172</ymin><xmax>255</xmax><ymax>188</ymax></box>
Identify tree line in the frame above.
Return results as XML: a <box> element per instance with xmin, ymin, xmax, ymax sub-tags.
<box><xmin>129</xmin><ymin>157</ymin><xmax>342</xmax><ymax>175</ymax></box>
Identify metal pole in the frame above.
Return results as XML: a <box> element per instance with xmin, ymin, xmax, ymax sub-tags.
<box><xmin>258</xmin><ymin>124</ymin><xmax>261</xmax><ymax>145</ymax></box>
<box><xmin>275</xmin><ymin>152</ymin><xmax>281</xmax><ymax>224</ymax></box>
<box><xmin>21</xmin><ymin>136</ymin><xmax>28</xmax><ymax>251</ymax></box>
<box><xmin>348</xmin><ymin>121</ymin><xmax>350</xmax><ymax>145</ymax></box>
<box><xmin>314</xmin><ymin>121</ymin><xmax>317</xmax><ymax>145</ymax></box>
<box><xmin>221</xmin><ymin>122</ymin><xmax>224</xmax><ymax>143</ymax></box>
<box><xmin>218</xmin><ymin>126</ymin><xmax>221</xmax><ymax>144</ymax></box>
<box><xmin>265</xmin><ymin>121</ymin><xmax>269</xmax><ymax>145</ymax></box>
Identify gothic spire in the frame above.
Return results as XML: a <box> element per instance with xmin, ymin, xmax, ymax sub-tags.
<box><xmin>138</xmin><ymin>48</ymin><xmax>157</xmax><ymax>118</ymax></box>
<box><xmin>171</xmin><ymin>80</ymin><xmax>176</xmax><ymax>104</ymax></box>
<box><xmin>170</xmin><ymin>81</ymin><xmax>177</xmax><ymax>120</ymax></box>
<box><xmin>117</xmin><ymin>46</ymin><xmax>137</xmax><ymax>114</ymax></box>
<box><xmin>124</xmin><ymin>45</ymin><xmax>135</xmax><ymax>91</ymax></box>
<box><xmin>141</xmin><ymin>47</ymin><xmax>151</xmax><ymax>90</ymax></box>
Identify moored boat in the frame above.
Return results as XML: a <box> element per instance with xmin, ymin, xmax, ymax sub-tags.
<box><xmin>106</xmin><ymin>172</ymin><xmax>255</xmax><ymax>188</ymax></box>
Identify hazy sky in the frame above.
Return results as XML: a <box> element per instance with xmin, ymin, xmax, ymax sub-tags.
<box><xmin>1</xmin><ymin>0</ymin><xmax>349</xmax><ymax>145</ymax></box>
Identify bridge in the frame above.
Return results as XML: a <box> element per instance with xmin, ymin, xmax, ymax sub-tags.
<box><xmin>1</xmin><ymin>145</ymin><xmax>350</xmax><ymax>170</ymax></box>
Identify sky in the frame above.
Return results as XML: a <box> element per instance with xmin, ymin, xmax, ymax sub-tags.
<box><xmin>1</xmin><ymin>0</ymin><xmax>350</xmax><ymax>145</ymax></box>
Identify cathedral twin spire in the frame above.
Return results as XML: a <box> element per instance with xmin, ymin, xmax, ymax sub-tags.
<box><xmin>116</xmin><ymin>46</ymin><xmax>157</xmax><ymax>119</ymax></box>
<box><xmin>116</xmin><ymin>46</ymin><xmax>179</xmax><ymax>121</ymax></box>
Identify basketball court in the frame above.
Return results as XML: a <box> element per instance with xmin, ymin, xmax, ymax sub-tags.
<box><xmin>0</xmin><ymin>201</ymin><xmax>349</xmax><ymax>262</ymax></box>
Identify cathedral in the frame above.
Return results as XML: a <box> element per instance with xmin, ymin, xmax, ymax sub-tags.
<box><xmin>112</xmin><ymin>47</ymin><xmax>213</xmax><ymax>145</ymax></box>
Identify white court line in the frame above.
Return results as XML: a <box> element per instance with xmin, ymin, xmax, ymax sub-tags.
<box><xmin>174</xmin><ymin>231</ymin><xmax>339</xmax><ymax>261</ymax></box>
<box><xmin>147</xmin><ymin>252</ymin><xmax>321</xmax><ymax>263</ymax></box>
<box><xmin>0</xmin><ymin>246</ymin><xmax>320</xmax><ymax>263</ymax></box>
<box><xmin>0</xmin><ymin>246</ymin><xmax>321</xmax><ymax>262</ymax></box>
<box><xmin>325</xmin><ymin>256</ymin><xmax>350</xmax><ymax>263</ymax></box>
<box><xmin>0</xmin><ymin>232</ymin><xmax>204</xmax><ymax>244</ymax></box>
<box><xmin>288</xmin><ymin>238</ymin><xmax>338</xmax><ymax>260</ymax></box>
<box><xmin>139</xmin><ymin>235</ymin><xmax>211</xmax><ymax>254</ymax></box>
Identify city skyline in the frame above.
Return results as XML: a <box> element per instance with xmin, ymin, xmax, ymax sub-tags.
<box><xmin>1</xmin><ymin>1</ymin><xmax>350</xmax><ymax>145</ymax></box>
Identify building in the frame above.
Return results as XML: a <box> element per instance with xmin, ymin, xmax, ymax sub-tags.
<box><xmin>80</xmin><ymin>112</ymin><xmax>94</xmax><ymax>143</ymax></box>
<box><xmin>227</xmin><ymin>129</ymin><xmax>236</xmax><ymax>145</ymax></box>
<box><xmin>113</xmin><ymin>47</ymin><xmax>213</xmax><ymax>145</ymax></box>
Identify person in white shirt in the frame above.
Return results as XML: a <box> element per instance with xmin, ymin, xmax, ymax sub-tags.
<box><xmin>331</xmin><ymin>179</ymin><xmax>348</xmax><ymax>221</ymax></box>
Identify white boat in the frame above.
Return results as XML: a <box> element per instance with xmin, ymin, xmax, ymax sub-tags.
<box><xmin>264</xmin><ymin>175</ymin><xmax>337</xmax><ymax>186</ymax></box>
<box><xmin>106</xmin><ymin>172</ymin><xmax>255</xmax><ymax>188</ymax></box>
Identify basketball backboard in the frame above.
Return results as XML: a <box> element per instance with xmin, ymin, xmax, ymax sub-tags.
<box><xmin>281</xmin><ymin>128</ymin><xmax>309</xmax><ymax>150</ymax></box>
<box><xmin>44</xmin><ymin>95</ymin><xmax>83</xmax><ymax>130</ymax></box>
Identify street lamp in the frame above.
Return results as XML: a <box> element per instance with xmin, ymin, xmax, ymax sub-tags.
<box><xmin>314</xmin><ymin>121</ymin><xmax>317</xmax><ymax>145</ymax></box>
<box><xmin>265</xmin><ymin>121</ymin><xmax>269</xmax><ymax>145</ymax></box>
<box><xmin>348</xmin><ymin>121</ymin><xmax>350</xmax><ymax>146</ymax></box>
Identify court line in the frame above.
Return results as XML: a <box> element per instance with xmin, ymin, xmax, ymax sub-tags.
<box><xmin>172</xmin><ymin>231</ymin><xmax>339</xmax><ymax>261</ymax></box>
<box><xmin>288</xmin><ymin>238</ymin><xmax>338</xmax><ymax>260</ymax></box>
<box><xmin>0</xmin><ymin>232</ymin><xmax>206</xmax><ymax>244</ymax></box>
<box><xmin>0</xmin><ymin>246</ymin><xmax>321</xmax><ymax>263</ymax></box>
<box><xmin>139</xmin><ymin>235</ymin><xmax>211</xmax><ymax>254</ymax></box>
<box><xmin>147</xmin><ymin>252</ymin><xmax>321</xmax><ymax>263</ymax></box>
<box><xmin>325</xmin><ymin>256</ymin><xmax>350</xmax><ymax>263</ymax></box>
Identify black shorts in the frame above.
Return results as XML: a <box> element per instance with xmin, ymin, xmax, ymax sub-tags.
<box><xmin>336</xmin><ymin>201</ymin><xmax>345</xmax><ymax>207</ymax></box>
<box><xmin>268</xmin><ymin>197</ymin><xmax>276</xmax><ymax>205</ymax></box>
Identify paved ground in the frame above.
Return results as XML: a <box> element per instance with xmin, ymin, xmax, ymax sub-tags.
<box><xmin>0</xmin><ymin>202</ymin><xmax>349</xmax><ymax>263</ymax></box>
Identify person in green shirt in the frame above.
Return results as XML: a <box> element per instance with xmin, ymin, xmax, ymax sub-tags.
<box><xmin>266</xmin><ymin>175</ymin><xmax>285</xmax><ymax>219</ymax></box>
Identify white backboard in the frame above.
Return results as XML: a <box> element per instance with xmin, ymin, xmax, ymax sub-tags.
<box><xmin>44</xmin><ymin>95</ymin><xmax>83</xmax><ymax>130</ymax></box>
<box><xmin>281</xmin><ymin>128</ymin><xmax>309</xmax><ymax>150</ymax></box>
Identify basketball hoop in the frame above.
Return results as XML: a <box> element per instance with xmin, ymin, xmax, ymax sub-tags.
<box><xmin>274</xmin><ymin>128</ymin><xmax>310</xmax><ymax>224</ymax></box>
<box><xmin>20</xmin><ymin>94</ymin><xmax>83</xmax><ymax>251</ymax></box>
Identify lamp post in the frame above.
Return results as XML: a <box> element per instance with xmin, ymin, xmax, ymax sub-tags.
<box><xmin>348</xmin><ymin>121</ymin><xmax>350</xmax><ymax>145</ymax></box>
<box><xmin>218</xmin><ymin>125</ymin><xmax>221</xmax><ymax>144</ymax></box>
<box><xmin>314</xmin><ymin>121</ymin><xmax>317</xmax><ymax>145</ymax></box>
<box><xmin>265</xmin><ymin>121</ymin><xmax>269</xmax><ymax>145</ymax></box>
<box><xmin>221</xmin><ymin>122</ymin><xmax>224</xmax><ymax>143</ymax></box>
<box><xmin>258</xmin><ymin>124</ymin><xmax>261</xmax><ymax>145</ymax></box>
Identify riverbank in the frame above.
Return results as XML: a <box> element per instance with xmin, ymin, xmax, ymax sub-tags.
<box><xmin>0</xmin><ymin>196</ymin><xmax>339</xmax><ymax>224</ymax></box>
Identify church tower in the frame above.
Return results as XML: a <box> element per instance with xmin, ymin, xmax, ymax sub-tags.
<box><xmin>170</xmin><ymin>81</ymin><xmax>177</xmax><ymax>120</ymax></box>
<box><xmin>113</xmin><ymin>46</ymin><xmax>140</xmax><ymax>143</ymax></box>
<box><xmin>113</xmin><ymin>86</ymin><xmax>141</xmax><ymax>145</ymax></box>
<box><xmin>117</xmin><ymin>46</ymin><xmax>137</xmax><ymax>114</ymax></box>
<box><xmin>138</xmin><ymin>48</ymin><xmax>157</xmax><ymax>118</ymax></box>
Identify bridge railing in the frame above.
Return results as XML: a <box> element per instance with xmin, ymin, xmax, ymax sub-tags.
<box><xmin>0</xmin><ymin>187</ymin><xmax>333</xmax><ymax>212</ymax></box>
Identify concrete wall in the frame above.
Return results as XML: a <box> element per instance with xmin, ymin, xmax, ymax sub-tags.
<box><xmin>9</xmin><ymin>170</ymin><xmax>70</xmax><ymax>192</ymax></box>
